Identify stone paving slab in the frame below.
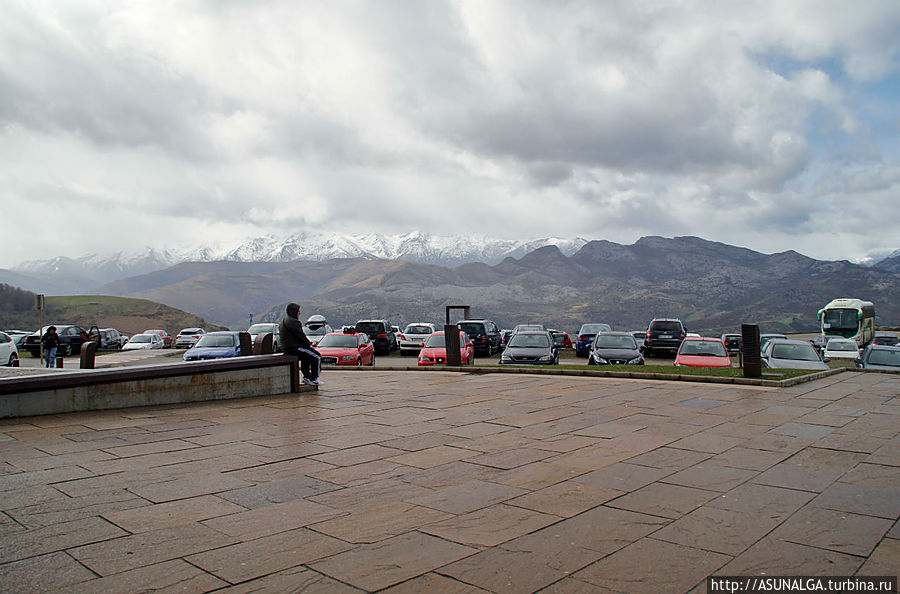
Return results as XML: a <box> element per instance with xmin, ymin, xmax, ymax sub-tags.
<box><xmin>0</xmin><ymin>370</ymin><xmax>897</xmax><ymax>592</ymax></box>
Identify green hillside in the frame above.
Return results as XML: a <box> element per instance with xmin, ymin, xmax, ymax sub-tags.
<box><xmin>0</xmin><ymin>286</ymin><xmax>225</xmax><ymax>337</ymax></box>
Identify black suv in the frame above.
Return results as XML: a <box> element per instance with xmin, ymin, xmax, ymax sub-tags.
<box><xmin>354</xmin><ymin>320</ymin><xmax>398</xmax><ymax>354</ymax></box>
<box><xmin>457</xmin><ymin>319</ymin><xmax>502</xmax><ymax>356</ymax></box>
<box><xmin>644</xmin><ymin>318</ymin><xmax>687</xmax><ymax>357</ymax></box>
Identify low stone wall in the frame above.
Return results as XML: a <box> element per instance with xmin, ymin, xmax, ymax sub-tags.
<box><xmin>0</xmin><ymin>355</ymin><xmax>311</xmax><ymax>418</ymax></box>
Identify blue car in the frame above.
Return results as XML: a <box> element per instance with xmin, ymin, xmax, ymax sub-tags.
<box><xmin>575</xmin><ymin>323</ymin><xmax>612</xmax><ymax>357</ymax></box>
<box><xmin>183</xmin><ymin>331</ymin><xmax>243</xmax><ymax>361</ymax></box>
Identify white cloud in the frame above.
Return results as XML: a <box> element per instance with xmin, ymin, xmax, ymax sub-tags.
<box><xmin>1</xmin><ymin>0</ymin><xmax>898</xmax><ymax>268</ymax></box>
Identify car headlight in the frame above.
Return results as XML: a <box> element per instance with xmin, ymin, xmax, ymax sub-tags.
<box><xmin>594</xmin><ymin>356</ymin><xmax>609</xmax><ymax>364</ymax></box>
<box><xmin>538</xmin><ymin>354</ymin><xmax>554</xmax><ymax>362</ymax></box>
<box><xmin>339</xmin><ymin>355</ymin><xmax>355</xmax><ymax>361</ymax></box>
<box><xmin>420</xmin><ymin>355</ymin><xmax>432</xmax><ymax>362</ymax></box>
<box><xmin>501</xmin><ymin>351</ymin><xmax>512</xmax><ymax>360</ymax></box>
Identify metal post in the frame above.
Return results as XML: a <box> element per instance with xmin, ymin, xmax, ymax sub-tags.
<box><xmin>444</xmin><ymin>324</ymin><xmax>461</xmax><ymax>366</ymax></box>
<box><xmin>741</xmin><ymin>324</ymin><xmax>761</xmax><ymax>378</ymax></box>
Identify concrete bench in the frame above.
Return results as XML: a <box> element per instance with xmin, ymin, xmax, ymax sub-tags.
<box><xmin>0</xmin><ymin>354</ymin><xmax>314</xmax><ymax>418</ymax></box>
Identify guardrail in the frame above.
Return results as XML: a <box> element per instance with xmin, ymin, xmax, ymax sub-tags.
<box><xmin>0</xmin><ymin>354</ymin><xmax>311</xmax><ymax>418</ymax></box>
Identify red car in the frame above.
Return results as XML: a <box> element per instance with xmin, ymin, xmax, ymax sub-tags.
<box><xmin>418</xmin><ymin>331</ymin><xmax>475</xmax><ymax>366</ymax></box>
<box><xmin>549</xmin><ymin>329</ymin><xmax>572</xmax><ymax>349</ymax></box>
<box><xmin>674</xmin><ymin>337</ymin><xmax>733</xmax><ymax>368</ymax></box>
<box><xmin>316</xmin><ymin>331</ymin><xmax>376</xmax><ymax>366</ymax></box>
<box><xmin>143</xmin><ymin>329</ymin><xmax>172</xmax><ymax>348</ymax></box>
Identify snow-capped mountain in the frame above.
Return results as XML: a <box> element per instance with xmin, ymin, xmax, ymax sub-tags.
<box><xmin>6</xmin><ymin>231</ymin><xmax>589</xmax><ymax>294</ymax></box>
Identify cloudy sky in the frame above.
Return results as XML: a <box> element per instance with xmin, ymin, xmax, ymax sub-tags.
<box><xmin>2</xmin><ymin>0</ymin><xmax>899</xmax><ymax>268</ymax></box>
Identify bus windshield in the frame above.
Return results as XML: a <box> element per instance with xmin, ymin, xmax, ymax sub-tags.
<box><xmin>822</xmin><ymin>309</ymin><xmax>859</xmax><ymax>333</ymax></box>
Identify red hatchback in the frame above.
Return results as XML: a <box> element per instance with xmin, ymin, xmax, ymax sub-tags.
<box><xmin>316</xmin><ymin>332</ymin><xmax>375</xmax><ymax>366</ymax></box>
<box><xmin>674</xmin><ymin>337</ymin><xmax>733</xmax><ymax>368</ymax></box>
<box><xmin>418</xmin><ymin>331</ymin><xmax>474</xmax><ymax>366</ymax></box>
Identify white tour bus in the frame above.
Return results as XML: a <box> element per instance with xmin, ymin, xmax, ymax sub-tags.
<box><xmin>817</xmin><ymin>298</ymin><xmax>875</xmax><ymax>348</ymax></box>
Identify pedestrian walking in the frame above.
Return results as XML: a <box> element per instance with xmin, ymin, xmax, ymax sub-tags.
<box><xmin>279</xmin><ymin>302</ymin><xmax>323</xmax><ymax>386</ymax></box>
<box><xmin>41</xmin><ymin>326</ymin><xmax>60</xmax><ymax>368</ymax></box>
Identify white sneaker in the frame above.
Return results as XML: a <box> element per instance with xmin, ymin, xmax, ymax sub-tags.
<box><xmin>301</xmin><ymin>377</ymin><xmax>312</xmax><ymax>385</ymax></box>
<box><xmin>310</xmin><ymin>378</ymin><xmax>323</xmax><ymax>386</ymax></box>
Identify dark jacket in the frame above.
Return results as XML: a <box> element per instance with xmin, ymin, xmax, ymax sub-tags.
<box><xmin>41</xmin><ymin>331</ymin><xmax>60</xmax><ymax>349</ymax></box>
<box><xmin>280</xmin><ymin>315</ymin><xmax>311</xmax><ymax>351</ymax></box>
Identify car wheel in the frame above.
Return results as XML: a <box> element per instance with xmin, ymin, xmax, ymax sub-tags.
<box><xmin>356</xmin><ymin>358</ymin><xmax>362</xmax><ymax>367</ymax></box>
<box><xmin>62</xmin><ymin>344</ymin><xmax>72</xmax><ymax>357</ymax></box>
<box><xmin>369</xmin><ymin>355</ymin><xmax>376</xmax><ymax>366</ymax></box>
<box><xmin>587</xmin><ymin>356</ymin><xmax>596</xmax><ymax>365</ymax></box>
<box><xmin>7</xmin><ymin>353</ymin><xmax>17</xmax><ymax>367</ymax></box>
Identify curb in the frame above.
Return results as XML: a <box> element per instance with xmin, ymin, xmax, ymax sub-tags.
<box><xmin>326</xmin><ymin>364</ymin><xmax>852</xmax><ymax>388</ymax></box>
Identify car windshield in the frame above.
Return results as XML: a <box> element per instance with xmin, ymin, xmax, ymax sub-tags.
<box><xmin>458</xmin><ymin>323</ymin><xmax>484</xmax><ymax>335</ymax></box>
<box><xmin>823</xmin><ymin>309</ymin><xmax>860</xmax><ymax>332</ymax></box>
<box><xmin>508</xmin><ymin>334</ymin><xmax>550</xmax><ymax>348</ymax></box>
<box><xmin>304</xmin><ymin>325</ymin><xmax>328</xmax><ymax>336</ymax></box>
<box><xmin>874</xmin><ymin>336</ymin><xmax>898</xmax><ymax>345</ymax></box>
<box><xmin>247</xmin><ymin>324</ymin><xmax>275</xmax><ymax>334</ymax></box>
<box><xmin>404</xmin><ymin>325</ymin><xmax>433</xmax><ymax>334</ymax></box>
<box><xmin>771</xmin><ymin>343</ymin><xmax>820</xmax><ymax>361</ymax></box>
<box><xmin>680</xmin><ymin>341</ymin><xmax>728</xmax><ymax>357</ymax></box>
<box><xmin>651</xmin><ymin>322</ymin><xmax>682</xmax><ymax>333</ymax></box>
<box><xmin>579</xmin><ymin>324</ymin><xmax>610</xmax><ymax>335</ymax></box>
<box><xmin>317</xmin><ymin>335</ymin><xmax>358</xmax><ymax>348</ymax></box>
<box><xmin>594</xmin><ymin>335</ymin><xmax>637</xmax><ymax>349</ymax></box>
<box><xmin>196</xmin><ymin>334</ymin><xmax>236</xmax><ymax>347</ymax></box>
<box><xmin>355</xmin><ymin>322</ymin><xmax>384</xmax><ymax>334</ymax></box>
<box><xmin>130</xmin><ymin>335</ymin><xmax>152</xmax><ymax>343</ymax></box>
<box><xmin>827</xmin><ymin>341</ymin><xmax>858</xmax><ymax>352</ymax></box>
<box><xmin>180</xmin><ymin>328</ymin><xmax>202</xmax><ymax>335</ymax></box>
<box><xmin>424</xmin><ymin>334</ymin><xmax>446</xmax><ymax>347</ymax></box>
<box><xmin>867</xmin><ymin>349</ymin><xmax>900</xmax><ymax>367</ymax></box>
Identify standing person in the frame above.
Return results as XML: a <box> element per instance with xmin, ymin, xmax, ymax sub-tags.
<box><xmin>280</xmin><ymin>302</ymin><xmax>322</xmax><ymax>386</ymax></box>
<box><xmin>41</xmin><ymin>326</ymin><xmax>60</xmax><ymax>368</ymax></box>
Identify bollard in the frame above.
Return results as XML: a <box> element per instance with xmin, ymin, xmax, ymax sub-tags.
<box><xmin>444</xmin><ymin>324</ymin><xmax>461</xmax><ymax>366</ymax></box>
<box><xmin>254</xmin><ymin>332</ymin><xmax>274</xmax><ymax>355</ymax></box>
<box><xmin>80</xmin><ymin>341</ymin><xmax>97</xmax><ymax>369</ymax></box>
<box><xmin>741</xmin><ymin>324</ymin><xmax>761</xmax><ymax>378</ymax></box>
<box><xmin>56</xmin><ymin>356</ymin><xmax>64</xmax><ymax>369</ymax></box>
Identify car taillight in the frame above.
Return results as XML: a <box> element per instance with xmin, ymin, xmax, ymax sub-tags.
<box><xmin>398</xmin><ymin>334</ymin><xmax>406</xmax><ymax>340</ymax></box>
<box><xmin>479</xmin><ymin>336</ymin><xmax>486</xmax><ymax>342</ymax></box>
<box><xmin>578</xmin><ymin>335</ymin><xmax>587</xmax><ymax>341</ymax></box>
<box><xmin>377</xmin><ymin>333</ymin><xmax>387</xmax><ymax>339</ymax></box>
<box><xmin>646</xmin><ymin>330</ymin><xmax>651</xmax><ymax>339</ymax></box>
<box><xmin>680</xmin><ymin>331</ymin><xmax>686</xmax><ymax>339</ymax></box>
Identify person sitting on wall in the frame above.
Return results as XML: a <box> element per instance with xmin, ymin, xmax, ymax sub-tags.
<box><xmin>279</xmin><ymin>302</ymin><xmax>323</xmax><ymax>386</ymax></box>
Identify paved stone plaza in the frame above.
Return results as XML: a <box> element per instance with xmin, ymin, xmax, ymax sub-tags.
<box><xmin>0</xmin><ymin>370</ymin><xmax>897</xmax><ymax>592</ymax></box>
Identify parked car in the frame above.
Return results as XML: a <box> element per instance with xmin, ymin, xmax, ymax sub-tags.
<box><xmin>418</xmin><ymin>331</ymin><xmax>474</xmax><ymax>366</ymax></box>
<box><xmin>643</xmin><ymin>318</ymin><xmax>687</xmax><ymax>358</ymax></box>
<box><xmin>588</xmin><ymin>332</ymin><xmax>644</xmax><ymax>365</ymax></box>
<box><xmin>500</xmin><ymin>329</ymin><xmax>513</xmax><ymax>348</ymax></box>
<box><xmin>183</xmin><ymin>331</ymin><xmax>243</xmax><ymax>361</ymax></box>
<box><xmin>549</xmin><ymin>329</ymin><xmax>572</xmax><ymax>350</ymax></box>
<box><xmin>457</xmin><ymin>319</ymin><xmax>502</xmax><ymax>356</ymax></box>
<box><xmin>720</xmin><ymin>333</ymin><xmax>742</xmax><ymax>354</ymax></box>
<box><xmin>397</xmin><ymin>323</ymin><xmax>436</xmax><ymax>356</ymax></box>
<box><xmin>872</xmin><ymin>333</ymin><xmax>899</xmax><ymax>347</ymax></box>
<box><xmin>630</xmin><ymin>331</ymin><xmax>647</xmax><ymax>348</ymax></box>
<box><xmin>822</xmin><ymin>338</ymin><xmax>860</xmax><ymax>361</ymax></box>
<box><xmin>122</xmin><ymin>333</ymin><xmax>165</xmax><ymax>350</ymax></box>
<box><xmin>247</xmin><ymin>323</ymin><xmax>280</xmax><ymax>351</ymax></box>
<box><xmin>317</xmin><ymin>331</ymin><xmax>376</xmax><ymax>366</ymax></box>
<box><xmin>97</xmin><ymin>328</ymin><xmax>125</xmax><ymax>350</ymax></box>
<box><xmin>303</xmin><ymin>315</ymin><xmax>333</xmax><ymax>347</ymax></box>
<box><xmin>759</xmin><ymin>333</ymin><xmax>789</xmax><ymax>352</ymax></box>
<box><xmin>855</xmin><ymin>344</ymin><xmax>900</xmax><ymax>370</ymax></box>
<box><xmin>22</xmin><ymin>325</ymin><xmax>90</xmax><ymax>357</ymax></box>
<box><xmin>3</xmin><ymin>330</ymin><xmax>30</xmax><ymax>348</ymax></box>
<box><xmin>499</xmin><ymin>330</ymin><xmax>559</xmax><ymax>365</ymax></box>
<box><xmin>355</xmin><ymin>320</ymin><xmax>398</xmax><ymax>354</ymax></box>
<box><xmin>0</xmin><ymin>331</ymin><xmax>19</xmax><ymax>367</ymax></box>
<box><xmin>575</xmin><ymin>323</ymin><xmax>613</xmax><ymax>357</ymax></box>
<box><xmin>761</xmin><ymin>339</ymin><xmax>828</xmax><ymax>370</ymax></box>
<box><xmin>143</xmin><ymin>329</ymin><xmax>172</xmax><ymax>348</ymax></box>
<box><xmin>176</xmin><ymin>327</ymin><xmax>207</xmax><ymax>349</ymax></box>
<box><xmin>674</xmin><ymin>337</ymin><xmax>732</xmax><ymax>368</ymax></box>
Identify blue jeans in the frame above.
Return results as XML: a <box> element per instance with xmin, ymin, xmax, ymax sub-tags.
<box><xmin>45</xmin><ymin>347</ymin><xmax>57</xmax><ymax>368</ymax></box>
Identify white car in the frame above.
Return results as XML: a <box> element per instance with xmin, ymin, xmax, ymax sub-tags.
<box><xmin>0</xmin><ymin>331</ymin><xmax>19</xmax><ymax>367</ymax></box>
<box><xmin>247</xmin><ymin>323</ymin><xmax>280</xmax><ymax>351</ymax></box>
<box><xmin>121</xmin><ymin>333</ymin><xmax>164</xmax><ymax>350</ymax></box>
<box><xmin>398</xmin><ymin>323</ymin><xmax>436</xmax><ymax>355</ymax></box>
<box><xmin>823</xmin><ymin>338</ymin><xmax>860</xmax><ymax>360</ymax></box>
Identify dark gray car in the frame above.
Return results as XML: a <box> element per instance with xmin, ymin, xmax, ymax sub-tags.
<box><xmin>588</xmin><ymin>332</ymin><xmax>644</xmax><ymax>365</ymax></box>
<box><xmin>499</xmin><ymin>331</ymin><xmax>558</xmax><ymax>365</ymax></box>
<box><xmin>856</xmin><ymin>344</ymin><xmax>900</xmax><ymax>370</ymax></box>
